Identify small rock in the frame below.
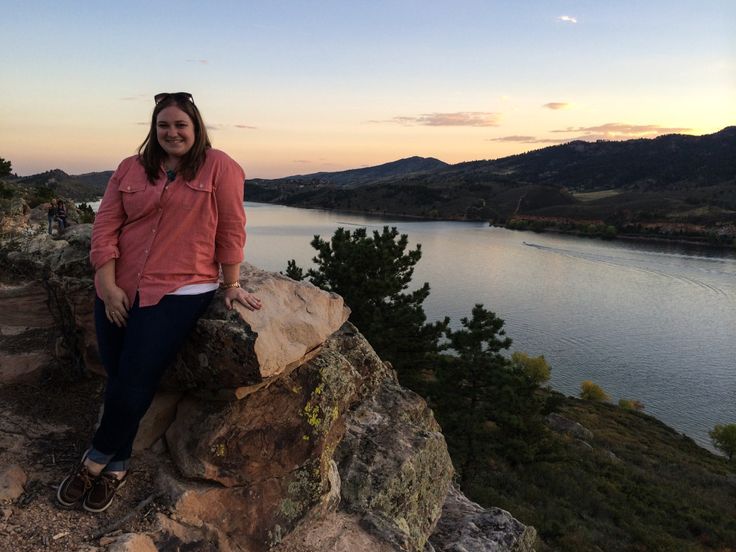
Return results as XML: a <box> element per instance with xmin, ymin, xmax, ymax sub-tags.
<box><xmin>0</xmin><ymin>465</ymin><xmax>27</xmax><ymax>501</ymax></box>
<box><xmin>574</xmin><ymin>438</ymin><xmax>593</xmax><ymax>450</ymax></box>
<box><xmin>603</xmin><ymin>449</ymin><xmax>621</xmax><ymax>463</ymax></box>
<box><xmin>153</xmin><ymin>513</ymin><xmax>206</xmax><ymax>546</ymax></box>
<box><xmin>106</xmin><ymin>533</ymin><xmax>158</xmax><ymax>552</ymax></box>
<box><xmin>546</xmin><ymin>412</ymin><xmax>594</xmax><ymax>441</ymax></box>
<box><xmin>99</xmin><ymin>529</ymin><xmax>123</xmax><ymax>545</ymax></box>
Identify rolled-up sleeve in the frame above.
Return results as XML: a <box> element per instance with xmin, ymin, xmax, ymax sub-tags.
<box><xmin>90</xmin><ymin>160</ymin><xmax>129</xmax><ymax>270</ymax></box>
<box><xmin>213</xmin><ymin>155</ymin><xmax>246</xmax><ymax>265</ymax></box>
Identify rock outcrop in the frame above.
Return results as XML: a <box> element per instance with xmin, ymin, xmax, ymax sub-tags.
<box><xmin>0</xmin><ymin>214</ymin><xmax>536</xmax><ymax>551</ymax></box>
<box><xmin>427</xmin><ymin>486</ymin><xmax>537</xmax><ymax>552</ymax></box>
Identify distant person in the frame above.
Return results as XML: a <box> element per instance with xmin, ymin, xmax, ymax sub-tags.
<box><xmin>55</xmin><ymin>199</ymin><xmax>67</xmax><ymax>233</ymax></box>
<box><xmin>47</xmin><ymin>199</ymin><xmax>57</xmax><ymax>234</ymax></box>
<box><xmin>56</xmin><ymin>92</ymin><xmax>262</xmax><ymax>513</ymax></box>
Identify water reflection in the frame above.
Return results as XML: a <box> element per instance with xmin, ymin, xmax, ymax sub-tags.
<box><xmin>243</xmin><ymin>203</ymin><xmax>736</xmax><ymax>452</ymax></box>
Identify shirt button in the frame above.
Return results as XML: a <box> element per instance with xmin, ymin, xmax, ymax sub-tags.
<box><xmin>137</xmin><ymin>272</ymin><xmax>141</xmax><ymax>277</ymax></box>
<box><xmin>199</xmin><ymin>183</ymin><xmax>203</xmax><ymax>188</ymax></box>
<box><xmin>127</xmin><ymin>186</ymin><xmax>131</xmax><ymax>191</ymax></box>
<box><xmin>152</xmin><ymin>229</ymin><xmax>156</xmax><ymax>233</ymax></box>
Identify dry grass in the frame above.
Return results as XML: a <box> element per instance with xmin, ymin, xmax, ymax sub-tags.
<box><xmin>572</xmin><ymin>189</ymin><xmax>622</xmax><ymax>202</ymax></box>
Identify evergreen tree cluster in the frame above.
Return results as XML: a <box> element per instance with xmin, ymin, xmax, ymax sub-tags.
<box><xmin>286</xmin><ymin>226</ymin><xmax>549</xmax><ymax>475</ymax></box>
<box><xmin>286</xmin><ymin>226</ymin><xmax>736</xmax><ymax>550</ymax></box>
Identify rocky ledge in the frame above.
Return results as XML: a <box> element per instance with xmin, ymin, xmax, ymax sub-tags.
<box><xmin>0</xmin><ymin>213</ymin><xmax>536</xmax><ymax>551</ymax></box>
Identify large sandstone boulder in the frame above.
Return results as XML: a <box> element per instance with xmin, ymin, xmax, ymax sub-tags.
<box><xmin>1</xmin><ymin>219</ymin><xmax>537</xmax><ymax>552</ymax></box>
<box><xmin>162</xmin><ymin>324</ymin><xmax>457</xmax><ymax>551</ymax></box>
<box><xmin>166</xmin><ymin>263</ymin><xmax>350</xmax><ymax>390</ymax></box>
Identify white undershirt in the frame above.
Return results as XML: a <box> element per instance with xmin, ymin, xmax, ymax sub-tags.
<box><xmin>167</xmin><ymin>282</ymin><xmax>220</xmax><ymax>295</ymax></box>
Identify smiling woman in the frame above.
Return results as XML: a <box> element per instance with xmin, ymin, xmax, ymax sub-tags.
<box><xmin>55</xmin><ymin>92</ymin><xmax>262</xmax><ymax>514</ymax></box>
<box><xmin>156</xmin><ymin>108</ymin><xmax>195</xmax><ymax>161</ymax></box>
<box><xmin>138</xmin><ymin>93</ymin><xmax>211</xmax><ymax>183</ymax></box>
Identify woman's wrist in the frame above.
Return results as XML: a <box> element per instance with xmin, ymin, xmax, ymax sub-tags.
<box><xmin>220</xmin><ymin>281</ymin><xmax>241</xmax><ymax>289</ymax></box>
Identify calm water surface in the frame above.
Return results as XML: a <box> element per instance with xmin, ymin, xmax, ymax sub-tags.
<box><xmin>243</xmin><ymin>202</ymin><xmax>736</xmax><ymax>451</ymax></box>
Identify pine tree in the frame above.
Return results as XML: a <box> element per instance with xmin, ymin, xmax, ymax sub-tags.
<box><xmin>434</xmin><ymin>305</ymin><xmax>547</xmax><ymax>478</ymax></box>
<box><xmin>0</xmin><ymin>157</ymin><xmax>12</xmax><ymax>178</ymax></box>
<box><xmin>288</xmin><ymin>226</ymin><xmax>447</xmax><ymax>387</ymax></box>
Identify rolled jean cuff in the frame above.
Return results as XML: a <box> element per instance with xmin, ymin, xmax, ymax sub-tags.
<box><xmin>87</xmin><ymin>447</ymin><xmax>130</xmax><ymax>472</ymax></box>
<box><xmin>86</xmin><ymin>447</ymin><xmax>115</xmax><ymax>467</ymax></box>
<box><xmin>104</xmin><ymin>459</ymin><xmax>130</xmax><ymax>472</ymax></box>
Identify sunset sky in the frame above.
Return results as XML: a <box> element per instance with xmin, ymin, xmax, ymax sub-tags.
<box><xmin>1</xmin><ymin>0</ymin><xmax>733</xmax><ymax>178</ymax></box>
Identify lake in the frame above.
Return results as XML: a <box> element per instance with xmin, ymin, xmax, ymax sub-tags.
<box><xmin>243</xmin><ymin>202</ymin><xmax>736</xmax><ymax>452</ymax></box>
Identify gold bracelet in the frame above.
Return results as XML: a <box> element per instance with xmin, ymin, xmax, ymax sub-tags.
<box><xmin>220</xmin><ymin>281</ymin><xmax>241</xmax><ymax>289</ymax></box>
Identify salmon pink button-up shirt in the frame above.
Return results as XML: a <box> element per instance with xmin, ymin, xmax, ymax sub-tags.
<box><xmin>90</xmin><ymin>149</ymin><xmax>246</xmax><ymax>307</ymax></box>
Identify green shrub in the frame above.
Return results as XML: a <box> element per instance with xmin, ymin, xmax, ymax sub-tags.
<box><xmin>580</xmin><ymin>380</ymin><xmax>610</xmax><ymax>402</ymax></box>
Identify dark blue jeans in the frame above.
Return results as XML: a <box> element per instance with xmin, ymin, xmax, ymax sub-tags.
<box><xmin>89</xmin><ymin>291</ymin><xmax>215</xmax><ymax>471</ymax></box>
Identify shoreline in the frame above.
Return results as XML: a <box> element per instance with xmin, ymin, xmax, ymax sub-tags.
<box><xmin>246</xmin><ymin>200</ymin><xmax>736</xmax><ymax>253</ymax></box>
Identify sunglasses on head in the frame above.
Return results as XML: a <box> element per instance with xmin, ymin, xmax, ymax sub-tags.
<box><xmin>154</xmin><ymin>92</ymin><xmax>194</xmax><ymax>104</ymax></box>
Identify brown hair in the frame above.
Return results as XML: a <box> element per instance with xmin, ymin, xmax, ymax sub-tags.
<box><xmin>137</xmin><ymin>95</ymin><xmax>211</xmax><ymax>183</ymax></box>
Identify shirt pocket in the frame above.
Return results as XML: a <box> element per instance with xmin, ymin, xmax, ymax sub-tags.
<box><xmin>118</xmin><ymin>179</ymin><xmax>149</xmax><ymax>218</ymax></box>
<box><xmin>182</xmin><ymin>180</ymin><xmax>214</xmax><ymax>210</ymax></box>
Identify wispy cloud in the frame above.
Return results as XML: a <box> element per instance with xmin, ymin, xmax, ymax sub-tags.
<box><xmin>543</xmin><ymin>102</ymin><xmax>570</xmax><ymax>110</ymax></box>
<box><xmin>552</xmin><ymin>123</ymin><xmax>692</xmax><ymax>137</ymax></box>
<box><xmin>134</xmin><ymin>120</ymin><xmax>257</xmax><ymax>131</ymax></box>
<box><xmin>375</xmin><ymin>112</ymin><xmax>502</xmax><ymax>127</ymax></box>
<box><xmin>205</xmin><ymin>123</ymin><xmax>258</xmax><ymax>131</ymax></box>
<box><xmin>293</xmin><ymin>159</ymin><xmax>311</xmax><ymax>164</ymax></box>
<box><xmin>488</xmin><ymin>136</ymin><xmax>565</xmax><ymax>144</ymax></box>
<box><xmin>186</xmin><ymin>59</ymin><xmax>208</xmax><ymax>64</ymax></box>
<box><xmin>557</xmin><ymin>15</ymin><xmax>577</xmax><ymax>24</ymax></box>
<box><xmin>121</xmin><ymin>94</ymin><xmax>148</xmax><ymax>101</ymax></box>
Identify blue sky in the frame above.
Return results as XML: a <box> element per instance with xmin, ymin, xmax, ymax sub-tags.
<box><xmin>1</xmin><ymin>0</ymin><xmax>733</xmax><ymax>177</ymax></box>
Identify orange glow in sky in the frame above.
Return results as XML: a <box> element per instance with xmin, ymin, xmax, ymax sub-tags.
<box><xmin>1</xmin><ymin>1</ymin><xmax>733</xmax><ymax>178</ymax></box>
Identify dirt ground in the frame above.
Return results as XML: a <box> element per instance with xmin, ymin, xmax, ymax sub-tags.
<box><xmin>0</xmin><ymin>368</ymin><xmax>177</xmax><ymax>552</ymax></box>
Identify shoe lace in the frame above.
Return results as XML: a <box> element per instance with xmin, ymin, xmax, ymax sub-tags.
<box><xmin>98</xmin><ymin>472</ymin><xmax>121</xmax><ymax>494</ymax></box>
<box><xmin>74</xmin><ymin>465</ymin><xmax>95</xmax><ymax>491</ymax></box>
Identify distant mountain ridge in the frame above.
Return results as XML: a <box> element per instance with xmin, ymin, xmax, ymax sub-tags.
<box><xmin>247</xmin><ymin>127</ymin><xmax>736</xmax><ymax>238</ymax></box>
<box><xmin>250</xmin><ymin>156</ymin><xmax>449</xmax><ymax>188</ymax></box>
<box><xmin>481</xmin><ymin>126</ymin><xmax>736</xmax><ymax>192</ymax></box>
<box><xmin>252</xmin><ymin>127</ymin><xmax>735</xmax><ymax>192</ymax></box>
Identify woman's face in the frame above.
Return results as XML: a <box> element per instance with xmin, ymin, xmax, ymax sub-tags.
<box><xmin>156</xmin><ymin>106</ymin><xmax>196</xmax><ymax>160</ymax></box>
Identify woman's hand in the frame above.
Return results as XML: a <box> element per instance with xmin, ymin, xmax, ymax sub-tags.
<box><xmin>100</xmin><ymin>284</ymin><xmax>130</xmax><ymax>327</ymax></box>
<box><xmin>224</xmin><ymin>286</ymin><xmax>262</xmax><ymax>311</ymax></box>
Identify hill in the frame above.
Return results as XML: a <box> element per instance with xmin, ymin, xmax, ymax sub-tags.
<box><xmin>247</xmin><ymin>128</ymin><xmax>736</xmax><ymax>243</ymax></box>
<box><xmin>250</xmin><ymin>155</ymin><xmax>449</xmax><ymax>188</ymax></box>
<box><xmin>464</xmin><ymin>391</ymin><xmax>736</xmax><ymax>551</ymax></box>
<box><xmin>486</xmin><ymin>126</ymin><xmax>736</xmax><ymax>192</ymax></box>
<box><xmin>11</xmin><ymin>169</ymin><xmax>113</xmax><ymax>202</ymax></box>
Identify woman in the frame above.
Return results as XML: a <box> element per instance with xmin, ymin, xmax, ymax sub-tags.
<box><xmin>57</xmin><ymin>92</ymin><xmax>261</xmax><ymax>512</ymax></box>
